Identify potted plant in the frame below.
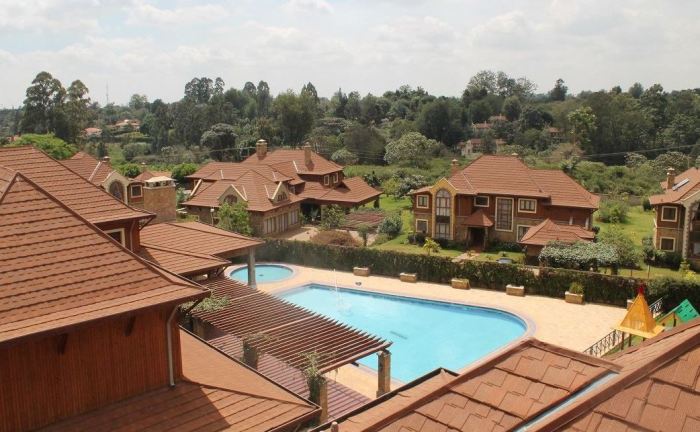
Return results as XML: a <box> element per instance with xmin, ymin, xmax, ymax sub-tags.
<box><xmin>565</xmin><ymin>282</ymin><xmax>585</xmax><ymax>305</ymax></box>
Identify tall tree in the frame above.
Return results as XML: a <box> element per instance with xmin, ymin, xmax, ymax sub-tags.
<box><xmin>64</xmin><ymin>80</ymin><xmax>92</xmax><ymax>142</ymax></box>
<box><xmin>549</xmin><ymin>78</ymin><xmax>568</xmax><ymax>101</ymax></box>
<box><xmin>503</xmin><ymin>96</ymin><xmax>522</xmax><ymax>121</ymax></box>
<box><xmin>200</xmin><ymin>123</ymin><xmax>238</xmax><ymax>161</ymax></box>
<box><xmin>272</xmin><ymin>90</ymin><xmax>315</xmax><ymax>145</ymax></box>
<box><xmin>416</xmin><ymin>98</ymin><xmax>464</xmax><ymax>147</ymax></box>
<box><xmin>567</xmin><ymin>107</ymin><xmax>597</xmax><ymax>151</ymax></box>
<box><xmin>21</xmin><ymin>71</ymin><xmax>66</xmax><ymax>134</ymax></box>
<box><xmin>256</xmin><ymin>81</ymin><xmax>272</xmax><ymax>116</ymax></box>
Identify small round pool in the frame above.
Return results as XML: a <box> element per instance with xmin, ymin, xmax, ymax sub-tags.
<box><xmin>228</xmin><ymin>264</ymin><xmax>294</xmax><ymax>284</ymax></box>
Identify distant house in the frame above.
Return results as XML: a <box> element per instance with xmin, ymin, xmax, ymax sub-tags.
<box><xmin>649</xmin><ymin>167</ymin><xmax>700</xmax><ymax>267</ymax></box>
<box><xmin>184</xmin><ymin>140</ymin><xmax>381</xmax><ymax>235</ymax></box>
<box><xmin>112</xmin><ymin>118</ymin><xmax>140</xmax><ymax>133</ymax></box>
<box><xmin>62</xmin><ymin>152</ymin><xmax>177</xmax><ymax>223</ymax></box>
<box><xmin>82</xmin><ymin>127</ymin><xmax>102</xmax><ymax>139</ymax></box>
<box><xmin>409</xmin><ymin>155</ymin><xmax>598</xmax><ymax>250</ymax></box>
<box><xmin>458</xmin><ymin>138</ymin><xmax>507</xmax><ymax>156</ymax></box>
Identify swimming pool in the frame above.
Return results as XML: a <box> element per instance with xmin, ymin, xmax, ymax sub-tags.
<box><xmin>276</xmin><ymin>284</ymin><xmax>527</xmax><ymax>382</ymax></box>
<box><xmin>228</xmin><ymin>264</ymin><xmax>294</xmax><ymax>284</ymax></box>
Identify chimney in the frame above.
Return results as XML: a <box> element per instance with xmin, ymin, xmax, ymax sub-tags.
<box><xmin>667</xmin><ymin>167</ymin><xmax>676</xmax><ymax>190</ymax></box>
<box><xmin>255</xmin><ymin>139</ymin><xmax>268</xmax><ymax>158</ymax></box>
<box><xmin>450</xmin><ymin>159</ymin><xmax>459</xmax><ymax>176</ymax></box>
<box><xmin>102</xmin><ymin>156</ymin><xmax>110</xmax><ymax>163</ymax></box>
<box><xmin>303</xmin><ymin>142</ymin><xmax>312</xmax><ymax>167</ymax></box>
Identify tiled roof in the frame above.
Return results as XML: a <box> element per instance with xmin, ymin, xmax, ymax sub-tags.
<box><xmin>460</xmin><ymin>209</ymin><xmax>494</xmax><ymax>227</ymax></box>
<box><xmin>0</xmin><ymin>146</ymin><xmax>151</xmax><ymax>224</ymax></box>
<box><xmin>519</xmin><ymin>219</ymin><xmax>595</xmax><ymax>246</ymax></box>
<box><xmin>40</xmin><ymin>330</ymin><xmax>319</xmax><ymax>432</ymax></box>
<box><xmin>242</xmin><ymin>148</ymin><xmax>343</xmax><ymax>175</ymax></box>
<box><xmin>138</xmin><ymin>244</ymin><xmax>229</xmax><ymax>276</ymax></box>
<box><xmin>324</xmin><ymin>338</ymin><xmax>621</xmax><ymax>432</ymax></box>
<box><xmin>447</xmin><ymin>155</ymin><xmax>599</xmax><ymax>209</ymax></box>
<box><xmin>140</xmin><ymin>221</ymin><xmax>263</xmax><ymax>260</ymax></box>
<box><xmin>194</xmin><ymin>277</ymin><xmax>390</xmax><ymax>373</ymax></box>
<box><xmin>210</xmin><ymin>334</ymin><xmax>371</xmax><ymax>419</ymax></box>
<box><xmin>298</xmin><ymin>176</ymin><xmax>381</xmax><ymax>204</ymax></box>
<box><xmin>60</xmin><ymin>151</ymin><xmax>115</xmax><ymax>185</ymax></box>
<box><xmin>0</xmin><ymin>170</ymin><xmax>208</xmax><ymax>344</ymax></box>
<box><xmin>649</xmin><ymin>167</ymin><xmax>700</xmax><ymax>205</ymax></box>
<box><xmin>135</xmin><ymin>170</ymin><xmax>172</xmax><ymax>181</ymax></box>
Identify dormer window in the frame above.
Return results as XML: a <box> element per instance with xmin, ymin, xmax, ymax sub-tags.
<box><xmin>224</xmin><ymin>195</ymin><xmax>237</xmax><ymax>205</ymax></box>
<box><xmin>276</xmin><ymin>192</ymin><xmax>287</xmax><ymax>202</ymax></box>
<box><xmin>332</xmin><ymin>172</ymin><xmax>338</xmax><ymax>183</ymax></box>
<box><xmin>324</xmin><ymin>175</ymin><xmax>330</xmax><ymax>186</ymax></box>
<box><xmin>130</xmin><ymin>185</ymin><xmax>142</xmax><ymax>198</ymax></box>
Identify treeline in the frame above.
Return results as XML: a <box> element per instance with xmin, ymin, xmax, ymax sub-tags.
<box><xmin>3</xmin><ymin>70</ymin><xmax>700</xmax><ymax>167</ymax></box>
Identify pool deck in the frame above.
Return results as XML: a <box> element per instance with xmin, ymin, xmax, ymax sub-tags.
<box><xmin>239</xmin><ymin>264</ymin><xmax>627</xmax><ymax>399</ymax></box>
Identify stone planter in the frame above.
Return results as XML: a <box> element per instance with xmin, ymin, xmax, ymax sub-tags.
<box><xmin>353</xmin><ymin>267</ymin><xmax>370</xmax><ymax>277</ymax></box>
<box><xmin>399</xmin><ymin>272</ymin><xmax>417</xmax><ymax>283</ymax></box>
<box><xmin>451</xmin><ymin>278</ymin><xmax>470</xmax><ymax>289</ymax></box>
<box><xmin>506</xmin><ymin>284</ymin><xmax>525</xmax><ymax>297</ymax></box>
<box><xmin>565</xmin><ymin>292</ymin><xmax>584</xmax><ymax>305</ymax></box>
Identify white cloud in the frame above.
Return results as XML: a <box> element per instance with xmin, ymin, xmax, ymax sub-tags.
<box><xmin>283</xmin><ymin>0</ymin><xmax>334</xmax><ymax>14</ymax></box>
<box><xmin>0</xmin><ymin>0</ymin><xmax>102</xmax><ymax>33</ymax></box>
<box><xmin>125</xmin><ymin>1</ymin><xmax>230</xmax><ymax>26</ymax></box>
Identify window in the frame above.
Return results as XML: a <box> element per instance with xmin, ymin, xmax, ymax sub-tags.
<box><xmin>436</xmin><ymin>222</ymin><xmax>450</xmax><ymax>239</ymax></box>
<box><xmin>436</xmin><ymin>189</ymin><xmax>451</xmax><ymax>217</ymax></box>
<box><xmin>276</xmin><ymin>192</ymin><xmax>287</xmax><ymax>202</ymax></box>
<box><xmin>518</xmin><ymin>198</ymin><xmax>536</xmax><ymax>213</ymax></box>
<box><xmin>324</xmin><ymin>175</ymin><xmax>330</xmax><ymax>186</ymax></box>
<box><xmin>290</xmin><ymin>210</ymin><xmax>299</xmax><ymax>225</ymax></box>
<box><xmin>289</xmin><ymin>186</ymin><xmax>295</xmax><ymax>194</ymax></box>
<box><xmin>659</xmin><ymin>237</ymin><xmax>676</xmax><ymax>251</ymax></box>
<box><xmin>333</xmin><ymin>173</ymin><xmax>338</xmax><ymax>183</ymax></box>
<box><xmin>517</xmin><ymin>225</ymin><xmax>532</xmax><ymax>241</ymax></box>
<box><xmin>264</xmin><ymin>218</ymin><xmax>275</xmax><ymax>234</ymax></box>
<box><xmin>416</xmin><ymin>219</ymin><xmax>428</xmax><ymax>233</ymax></box>
<box><xmin>495</xmin><ymin>197</ymin><xmax>514</xmax><ymax>231</ymax></box>
<box><xmin>104</xmin><ymin>228</ymin><xmax>125</xmax><ymax>246</ymax></box>
<box><xmin>474</xmin><ymin>196</ymin><xmax>489</xmax><ymax>207</ymax></box>
<box><xmin>661</xmin><ymin>206</ymin><xmax>678</xmax><ymax>222</ymax></box>
<box><xmin>108</xmin><ymin>181</ymin><xmax>125</xmax><ymax>202</ymax></box>
<box><xmin>224</xmin><ymin>195</ymin><xmax>237</xmax><ymax>204</ymax></box>
<box><xmin>130</xmin><ymin>184</ymin><xmax>142</xmax><ymax>198</ymax></box>
<box><xmin>416</xmin><ymin>195</ymin><xmax>429</xmax><ymax>209</ymax></box>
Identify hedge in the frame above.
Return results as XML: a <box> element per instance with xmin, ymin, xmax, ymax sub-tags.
<box><xmin>257</xmin><ymin>240</ymin><xmax>645</xmax><ymax>307</ymax></box>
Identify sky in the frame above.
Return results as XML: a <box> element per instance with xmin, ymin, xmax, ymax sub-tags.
<box><xmin>1</xmin><ymin>0</ymin><xmax>698</xmax><ymax>107</ymax></box>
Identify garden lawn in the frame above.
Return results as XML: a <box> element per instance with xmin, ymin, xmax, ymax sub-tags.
<box><xmin>596</xmin><ymin>206</ymin><xmax>654</xmax><ymax>246</ymax></box>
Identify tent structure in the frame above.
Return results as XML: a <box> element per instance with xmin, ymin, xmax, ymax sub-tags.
<box><xmin>614</xmin><ymin>285</ymin><xmax>664</xmax><ymax>339</ymax></box>
<box><xmin>659</xmin><ymin>299</ymin><xmax>699</xmax><ymax>329</ymax></box>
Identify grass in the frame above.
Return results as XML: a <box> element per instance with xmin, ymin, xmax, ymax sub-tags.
<box><xmin>344</xmin><ymin>158</ymin><xmax>457</xmax><ymax>184</ymax></box>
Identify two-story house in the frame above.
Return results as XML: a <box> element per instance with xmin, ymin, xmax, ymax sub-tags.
<box><xmin>184</xmin><ymin>140</ymin><xmax>381</xmax><ymax>235</ymax></box>
<box><xmin>410</xmin><ymin>155</ymin><xmax>599</xmax><ymax>252</ymax></box>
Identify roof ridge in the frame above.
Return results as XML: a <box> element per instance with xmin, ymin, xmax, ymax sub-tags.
<box><xmin>139</xmin><ymin>243</ymin><xmax>228</xmax><ymax>262</ymax></box>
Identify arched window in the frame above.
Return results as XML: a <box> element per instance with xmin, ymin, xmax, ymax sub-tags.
<box><xmin>436</xmin><ymin>189</ymin><xmax>451</xmax><ymax>217</ymax></box>
<box><xmin>108</xmin><ymin>181</ymin><xmax>125</xmax><ymax>202</ymax></box>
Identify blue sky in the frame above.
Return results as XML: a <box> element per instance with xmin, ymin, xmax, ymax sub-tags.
<box><xmin>1</xmin><ymin>0</ymin><xmax>698</xmax><ymax>107</ymax></box>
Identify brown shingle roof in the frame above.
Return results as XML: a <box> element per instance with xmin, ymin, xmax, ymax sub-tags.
<box><xmin>519</xmin><ymin>219</ymin><xmax>595</xmax><ymax>246</ymax></box>
<box><xmin>60</xmin><ymin>151</ymin><xmax>115</xmax><ymax>185</ymax></box>
<box><xmin>299</xmin><ymin>176</ymin><xmax>381</xmax><ymax>204</ymax></box>
<box><xmin>447</xmin><ymin>155</ymin><xmax>599</xmax><ymax>209</ymax></box>
<box><xmin>324</xmin><ymin>338</ymin><xmax>619</xmax><ymax>431</ymax></box>
<box><xmin>0</xmin><ymin>170</ymin><xmax>208</xmax><ymax>344</ymax></box>
<box><xmin>194</xmin><ymin>277</ymin><xmax>390</xmax><ymax>373</ymax></box>
<box><xmin>40</xmin><ymin>330</ymin><xmax>319</xmax><ymax>432</ymax></box>
<box><xmin>649</xmin><ymin>167</ymin><xmax>700</xmax><ymax>205</ymax></box>
<box><xmin>135</xmin><ymin>170</ymin><xmax>172</xmax><ymax>181</ymax></box>
<box><xmin>140</xmin><ymin>221</ymin><xmax>263</xmax><ymax>260</ymax></box>
<box><xmin>461</xmin><ymin>209</ymin><xmax>494</xmax><ymax>227</ymax></box>
<box><xmin>242</xmin><ymin>148</ymin><xmax>343</xmax><ymax>176</ymax></box>
<box><xmin>138</xmin><ymin>244</ymin><xmax>229</xmax><ymax>276</ymax></box>
<box><xmin>0</xmin><ymin>146</ymin><xmax>152</xmax><ymax>224</ymax></box>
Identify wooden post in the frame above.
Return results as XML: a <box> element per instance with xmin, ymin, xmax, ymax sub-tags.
<box><xmin>242</xmin><ymin>342</ymin><xmax>259</xmax><ymax>369</ymax></box>
<box><xmin>377</xmin><ymin>350</ymin><xmax>391</xmax><ymax>397</ymax></box>
<box><xmin>319</xmin><ymin>378</ymin><xmax>329</xmax><ymax>424</ymax></box>
<box><xmin>247</xmin><ymin>248</ymin><xmax>257</xmax><ymax>289</ymax></box>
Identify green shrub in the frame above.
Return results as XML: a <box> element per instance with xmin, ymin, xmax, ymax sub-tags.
<box><xmin>642</xmin><ymin>198</ymin><xmax>652</xmax><ymax>211</ymax></box>
<box><xmin>598</xmin><ymin>198</ymin><xmax>630</xmax><ymax>223</ymax></box>
<box><xmin>377</xmin><ymin>213</ymin><xmax>403</xmax><ymax>238</ymax></box>
<box><xmin>320</xmin><ymin>205</ymin><xmax>345</xmax><ymax>230</ymax></box>
<box><xmin>311</xmin><ymin>230</ymin><xmax>358</xmax><ymax>247</ymax></box>
<box><xmin>539</xmin><ymin>241</ymin><xmax>619</xmax><ymax>270</ymax></box>
<box><xmin>568</xmin><ymin>282</ymin><xmax>584</xmax><ymax>295</ymax></box>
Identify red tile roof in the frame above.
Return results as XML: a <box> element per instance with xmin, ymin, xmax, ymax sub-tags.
<box><xmin>448</xmin><ymin>155</ymin><xmax>599</xmax><ymax>209</ymax></box>
<box><xmin>0</xmin><ymin>146</ymin><xmax>152</xmax><ymax>224</ymax></box>
<box><xmin>210</xmin><ymin>334</ymin><xmax>371</xmax><ymax>419</ymax></box>
<box><xmin>138</xmin><ymin>244</ymin><xmax>229</xmax><ymax>276</ymax></box>
<box><xmin>140</xmin><ymin>221</ymin><xmax>262</xmax><ymax>260</ymax></box>
<box><xmin>460</xmin><ymin>209</ymin><xmax>494</xmax><ymax>227</ymax></box>
<box><xmin>135</xmin><ymin>170</ymin><xmax>172</xmax><ymax>182</ymax></box>
<box><xmin>649</xmin><ymin>167</ymin><xmax>700</xmax><ymax>205</ymax></box>
<box><xmin>194</xmin><ymin>277</ymin><xmax>390</xmax><ymax>373</ymax></box>
<box><xmin>60</xmin><ymin>151</ymin><xmax>115</xmax><ymax>185</ymax></box>
<box><xmin>298</xmin><ymin>176</ymin><xmax>381</xmax><ymax>204</ymax></box>
<box><xmin>519</xmin><ymin>219</ymin><xmax>595</xmax><ymax>246</ymax></box>
<box><xmin>242</xmin><ymin>148</ymin><xmax>343</xmax><ymax>176</ymax></box>
<box><xmin>41</xmin><ymin>330</ymin><xmax>319</xmax><ymax>432</ymax></box>
<box><xmin>323</xmin><ymin>339</ymin><xmax>620</xmax><ymax>431</ymax></box>
<box><xmin>0</xmin><ymin>169</ymin><xmax>208</xmax><ymax>344</ymax></box>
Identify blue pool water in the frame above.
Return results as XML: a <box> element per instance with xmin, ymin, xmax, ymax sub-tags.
<box><xmin>276</xmin><ymin>284</ymin><xmax>527</xmax><ymax>382</ymax></box>
<box><xmin>229</xmin><ymin>264</ymin><xmax>293</xmax><ymax>284</ymax></box>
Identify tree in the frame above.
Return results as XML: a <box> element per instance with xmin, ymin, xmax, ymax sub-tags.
<box><xmin>503</xmin><ymin>96</ymin><xmax>521</xmax><ymax>121</ymax></box>
<box><xmin>416</xmin><ymin>98</ymin><xmax>464</xmax><ymax>146</ymax></box>
<box><xmin>344</xmin><ymin>91</ymin><xmax>362</xmax><ymax>120</ymax></box>
<box><xmin>171</xmin><ymin>163</ymin><xmax>199</xmax><ymax>184</ymax></box>
<box><xmin>272</xmin><ymin>90</ymin><xmax>315</xmax><ymax>145</ymax></box>
<box><xmin>320</xmin><ymin>205</ymin><xmax>345</xmax><ymax>230</ymax></box>
<box><xmin>256</xmin><ymin>81</ymin><xmax>272</xmax><ymax>116</ymax></box>
<box><xmin>129</xmin><ymin>94</ymin><xmax>148</xmax><ymax>110</ymax></box>
<box><xmin>357</xmin><ymin>224</ymin><xmax>370</xmax><ymax>247</ymax></box>
<box><xmin>200</xmin><ymin>123</ymin><xmax>238</xmax><ymax>161</ymax></box>
<box><xmin>598</xmin><ymin>225</ymin><xmax>642</xmax><ymax>268</ymax></box>
<box><xmin>377</xmin><ymin>213</ymin><xmax>403</xmax><ymax>238</ymax></box>
<box><xmin>519</xmin><ymin>106</ymin><xmax>553</xmax><ymax>130</ymax></box>
<box><xmin>385</xmin><ymin>132</ymin><xmax>439</xmax><ymax>166</ymax></box>
<box><xmin>7</xmin><ymin>133</ymin><xmax>76</xmax><ymax>159</ymax></box>
<box><xmin>469</xmin><ymin>99</ymin><xmax>492</xmax><ymax>123</ymax></box>
<box><xmin>342</xmin><ymin>125</ymin><xmax>386</xmax><ymax>164</ymax></box>
<box><xmin>21</xmin><ymin>71</ymin><xmax>66</xmax><ymax>135</ymax></box>
<box><xmin>217</xmin><ymin>201</ymin><xmax>253</xmax><ymax>236</ymax></box>
<box><xmin>117</xmin><ymin>163</ymin><xmax>141</xmax><ymax>178</ymax></box>
<box><xmin>628</xmin><ymin>82</ymin><xmax>644</xmax><ymax>99</ymax></box>
<box><xmin>423</xmin><ymin>237</ymin><xmax>441</xmax><ymax>256</ymax></box>
<box><xmin>64</xmin><ymin>80</ymin><xmax>93</xmax><ymax>142</ymax></box>
<box><xmin>549</xmin><ymin>78</ymin><xmax>568</xmax><ymax>101</ymax></box>
<box><xmin>331</xmin><ymin>148</ymin><xmax>359</xmax><ymax>165</ymax></box>
<box><xmin>567</xmin><ymin>107</ymin><xmax>597</xmax><ymax>150</ymax></box>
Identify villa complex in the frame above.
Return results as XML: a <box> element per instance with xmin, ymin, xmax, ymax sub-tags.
<box><xmin>649</xmin><ymin>167</ymin><xmax>700</xmax><ymax>267</ymax></box>
<box><xmin>183</xmin><ymin>140</ymin><xmax>381</xmax><ymax>235</ymax></box>
<box><xmin>410</xmin><ymin>155</ymin><xmax>599</xmax><ymax>251</ymax></box>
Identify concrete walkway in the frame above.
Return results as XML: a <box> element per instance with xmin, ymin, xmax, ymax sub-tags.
<box><xmin>245</xmin><ymin>264</ymin><xmax>627</xmax><ymax>398</ymax></box>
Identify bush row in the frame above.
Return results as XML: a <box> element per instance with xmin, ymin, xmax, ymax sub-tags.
<box><xmin>258</xmin><ymin>240</ymin><xmax>647</xmax><ymax>307</ymax></box>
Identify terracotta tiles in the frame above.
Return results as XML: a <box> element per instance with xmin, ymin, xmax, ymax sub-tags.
<box><xmin>60</xmin><ymin>151</ymin><xmax>115</xmax><ymax>185</ymax></box>
<box><xmin>649</xmin><ymin>167</ymin><xmax>700</xmax><ymax>205</ymax></box>
<box><xmin>138</xmin><ymin>244</ymin><xmax>229</xmax><ymax>276</ymax></box>
<box><xmin>0</xmin><ymin>170</ymin><xmax>208</xmax><ymax>344</ymax></box>
<box><xmin>519</xmin><ymin>219</ymin><xmax>595</xmax><ymax>246</ymax></box>
<box><xmin>0</xmin><ymin>146</ymin><xmax>151</xmax><ymax>224</ymax></box>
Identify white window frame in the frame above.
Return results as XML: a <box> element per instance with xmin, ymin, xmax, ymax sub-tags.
<box><xmin>416</xmin><ymin>195</ymin><xmax>429</xmax><ymax>209</ymax></box>
<box><xmin>495</xmin><ymin>197</ymin><xmax>514</xmax><ymax>232</ymax></box>
<box><xmin>130</xmin><ymin>184</ymin><xmax>143</xmax><ymax>198</ymax></box>
<box><xmin>323</xmin><ymin>175</ymin><xmax>330</xmax><ymax>186</ymax></box>
<box><xmin>104</xmin><ymin>228</ymin><xmax>126</xmax><ymax>246</ymax></box>
<box><xmin>332</xmin><ymin>172</ymin><xmax>338</xmax><ymax>183</ymax></box>
<box><xmin>516</xmin><ymin>225</ymin><xmax>533</xmax><ymax>241</ymax></box>
<box><xmin>518</xmin><ymin>198</ymin><xmax>537</xmax><ymax>213</ymax></box>
<box><xmin>661</xmin><ymin>206</ymin><xmax>678</xmax><ymax>222</ymax></box>
<box><xmin>659</xmin><ymin>236</ymin><xmax>676</xmax><ymax>252</ymax></box>
<box><xmin>435</xmin><ymin>222</ymin><xmax>450</xmax><ymax>239</ymax></box>
<box><xmin>474</xmin><ymin>195</ymin><xmax>489</xmax><ymax>207</ymax></box>
<box><xmin>416</xmin><ymin>219</ymin><xmax>429</xmax><ymax>233</ymax></box>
